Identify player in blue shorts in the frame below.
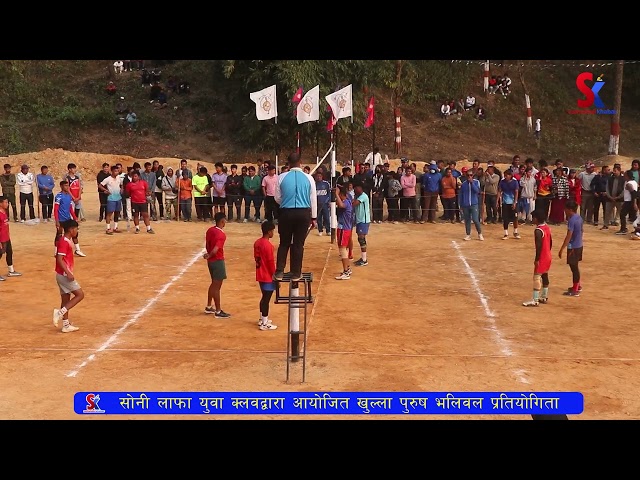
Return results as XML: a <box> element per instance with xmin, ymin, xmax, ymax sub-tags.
<box><xmin>352</xmin><ymin>181</ymin><xmax>371</xmax><ymax>266</ymax></box>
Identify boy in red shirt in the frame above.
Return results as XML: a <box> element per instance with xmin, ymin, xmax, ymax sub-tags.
<box><xmin>124</xmin><ymin>171</ymin><xmax>155</xmax><ymax>234</ymax></box>
<box><xmin>66</xmin><ymin>163</ymin><xmax>85</xmax><ymax>221</ymax></box>
<box><xmin>52</xmin><ymin>219</ymin><xmax>85</xmax><ymax>332</ymax></box>
<box><xmin>204</xmin><ymin>212</ymin><xmax>230</xmax><ymax>318</ymax></box>
<box><xmin>254</xmin><ymin>220</ymin><xmax>278</xmax><ymax>330</ymax></box>
<box><xmin>0</xmin><ymin>196</ymin><xmax>22</xmax><ymax>281</ymax></box>
<box><xmin>522</xmin><ymin>210</ymin><xmax>552</xmax><ymax>307</ymax></box>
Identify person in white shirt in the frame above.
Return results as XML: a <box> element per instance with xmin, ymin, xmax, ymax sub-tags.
<box><xmin>440</xmin><ymin>102</ymin><xmax>451</xmax><ymax>118</ymax></box>
<box><xmin>364</xmin><ymin>147</ymin><xmax>383</xmax><ymax>169</ymax></box>
<box><xmin>534</xmin><ymin>118</ymin><xmax>541</xmax><ymax>140</ymax></box>
<box><xmin>113</xmin><ymin>60</ymin><xmax>123</xmax><ymax>74</ymax></box>
<box><xmin>617</xmin><ymin>170</ymin><xmax>638</xmax><ymax>235</ymax></box>
<box><xmin>464</xmin><ymin>94</ymin><xmax>476</xmax><ymax>110</ymax></box>
<box><xmin>162</xmin><ymin>168</ymin><xmax>179</xmax><ymax>221</ymax></box>
<box><xmin>16</xmin><ymin>164</ymin><xmax>36</xmax><ymax>222</ymax></box>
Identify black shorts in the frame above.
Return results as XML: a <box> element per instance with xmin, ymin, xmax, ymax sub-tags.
<box><xmin>502</xmin><ymin>203</ymin><xmax>516</xmax><ymax>222</ymax></box>
<box><xmin>213</xmin><ymin>197</ymin><xmax>226</xmax><ymax>206</ymax></box>
<box><xmin>208</xmin><ymin>260</ymin><xmax>227</xmax><ymax>281</ymax></box>
<box><xmin>132</xmin><ymin>202</ymin><xmax>148</xmax><ymax>215</ymax></box>
<box><xmin>567</xmin><ymin>247</ymin><xmax>583</xmax><ymax>265</ymax></box>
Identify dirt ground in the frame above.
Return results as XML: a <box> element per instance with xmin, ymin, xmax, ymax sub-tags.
<box><xmin>1</xmin><ymin>151</ymin><xmax>639</xmax><ymax>420</ymax></box>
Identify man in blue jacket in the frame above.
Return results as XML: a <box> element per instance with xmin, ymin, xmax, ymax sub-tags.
<box><xmin>459</xmin><ymin>167</ymin><xmax>484</xmax><ymax>241</ymax></box>
<box><xmin>37</xmin><ymin>165</ymin><xmax>55</xmax><ymax>222</ymax></box>
<box><xmin>315</xmin><ymin>171</ymin><xmax>331</xmax><ymax>236</ymax></box>
<box><xmin>421</xmin><ymin>163</ymin><xmax>441</xmax><ymax>223</ymax></box>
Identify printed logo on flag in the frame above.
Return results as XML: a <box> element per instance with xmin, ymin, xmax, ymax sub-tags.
<box><xmin>257</xmin><ymin>93</ymin><xmax>274</xmax><ymax>115</ymax></box>
<box><xmin>567</xmin><ymin>72</ymin><xmax>616</xmax><ymax>115</ymax></box>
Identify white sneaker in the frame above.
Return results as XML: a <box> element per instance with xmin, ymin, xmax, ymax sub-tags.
<box><xmin>335</xmin><ymin>272</ymin><xmax>351</xmax><ymax>280</ymax></box>
<box><xmin>522</xmin><ymin>299</ymin><xmax>539</xmax><ymax>307</ymax></box>
<box><xmin>463</xmin><ymin>235</ymin><xmax>471</xmax><ymax>241</ymax></box>
<box><xmin>7</xmin><ymin>271</ymin><xmax>22</xmax><ymax>277</ymax></box>
<box><xmin>53</xmin><ymin>308</ymin><xmax>62</xmax><ymax>328</ymax></box>
<box><xmin>502</xmin><ymin>235</ymin><xmax>509</xmax><ymax>240</ymax></box>
<box><xmin>62</xmin><ymin>324</ymin><xmax>80</xmax><ymax>333</ymax></box>
<box><xmin>75</xmin><ymin>250</ymin><xmax>87</xmax><ymax>257</ymax></box>
<box><xmin>243</xmin><ymin>218</ymin><xmax>248</xmax><ymax>223</ymax></box>
<box><xmin>259</xmin><ymin>321</ymin><xmax>278</xmax><ymax>331</ymax></box>
<box><xmin>20</xmin><ymin>220</ymin><xmax>25</xmax><ymax>223</ymax></box>
<box><xmin>0</xmin><ymin>276</ymin><xmax>5</xmax><ymax>281</ymax></box>
<box><xmin>318</xmin><ymin>231</ymin><xmax>323</xmax><ymax>236</ymax></box>
<box><xmin>258</xmin><ymin>318</ymin><xmax>272</xmax><ymax>326</ymax></box>
<box><xmin>478</xmin><ymin>234</ymin><xmax>484</xmax><ymax>241</ymax></box>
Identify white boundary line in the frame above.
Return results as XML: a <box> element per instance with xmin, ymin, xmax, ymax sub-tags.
<box><xmin>65</xmin><ymin>249</ymin><xmax>204</xmax><ymax>378</ymax></box>
<box><xmin>451</xmin><ymin>240</ymin><xmax>529</xmax><ymax>384</ymax></box>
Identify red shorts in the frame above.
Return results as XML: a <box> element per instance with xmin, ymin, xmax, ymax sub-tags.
<box><xmin>337</xmin><ymin>228</ymin><xmax>351</xmax><ymax>248</ymax></box>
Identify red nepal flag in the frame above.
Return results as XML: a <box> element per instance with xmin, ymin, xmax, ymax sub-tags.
<box><xmin>292</xmin><ymin>87</ymin><xmax>303</xmax><ymax>104</ymax></box>
<box><xmin>364</xmin><ymin>96</ymin><xmax>374</xmax><ymax>128</ymax></box>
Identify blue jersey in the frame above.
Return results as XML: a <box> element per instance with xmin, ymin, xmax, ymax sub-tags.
<box><xmin>54</xmin><ymin>192</ymin><xmax>75</xmax><ymax>221</ymax></box>
<box><xmin>499</xmin><ymin>178</ymin><xmax>519</xmax><ymax>205</ymax></box>
<box><xmin>567</xmin><ymin>213</ymin><xmax>583</xmax><ymax>249</ymax></box>
<box><xmin>315</xmin><ymin>180</ymin><xmax>331</xmax><ymax>205</ymax></box>
<box><xmin>337</xmin><ymin>197</ymin><xmax>353</xmax><ymax>230</ymax></box>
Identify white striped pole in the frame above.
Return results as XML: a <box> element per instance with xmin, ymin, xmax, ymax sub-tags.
<box><xmin>483</xmin><ymin>60</ymin><xmax>490</xmax><ymax>92</ymax></box>
<box><xmin>525</xmin><ymin>94</ymin><xmax>532</xmax><ymax>132</ymax></box>
<box><xmin>394</xmin><ymin>108</ymin><xmax>402</xmax><ymax>154</ymax></box>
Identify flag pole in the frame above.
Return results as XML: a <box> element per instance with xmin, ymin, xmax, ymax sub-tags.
<box><xmin>316</xmin><ymin>121</ymin><xmax>320</xmax><ymax>166</ymax></box>
<box><xmin>330</xmin><ymin>130</ymin><xmax>337</xmax><ymax>245</ymax></box>
<box><xmin>350</xmin><ymin>114</ymin><xmax>354</xmax><ymax>173</ymax></box>
<box><xmin>274</xmin><ymin>115</ymin><xmax>279</xmax><ymax>171</ymax></box>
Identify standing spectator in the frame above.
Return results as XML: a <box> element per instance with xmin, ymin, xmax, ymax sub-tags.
<box><xmin>192</xmin><ymin>167</ymin><xmax>211</xmax><ymax>221</ymax></box>
<box><xmin>352</xmin><ymin>182</ymin><xmax>371</xmax><ymax>266</ymax></box>
<box><xmin>631</xmin><ymin>159</ymin><xmax>640</xmax><ymax>183</ymax></box>
<box><xmin>364</xmin><ymin>147</ymin><xmax>383</xmax><ymax>169</ymax></box>
<box><xmin>225</xmin><ymin>164</ymin><xmax>243</xmax><ymax>222</ymax></box>
<box><xmin>273</xmin><ymin>152</ymin><xmax>317</xmax><ymax>282</ymax></box>
<box><xmin>591</xmin><ymin>165</ymin><xmax>610</xmax><ymax>227</ymax></box>
<box><xmin>370</xmin><ymin>166</ymin><xmax>386</xmax><ymax>224</ymax></box>
<box><xmin>603</xmin><ymin>165</ymin><xmax>625</xmax><ymax>229</ymax></box>
<box><xmin>17</xmin><ymin>164</ymin><xmax>36</xmax><ymax>222</ymax></box>
<box><xmin>578</xmin><ymin>162</ymin><xmax>597</xmax><ymax>224</ymax></box>
<box><xmin>483</xmin><ymin>164</ymin><xmax>500</xmax><ymax>223</ymax></box>
<box><xmin>261</xmin><ymin>164</ymin><xmax>279</xmax><ymax>223</ymax></box>
<box><xmin>421</xmin><ymin>163</ymin><xmax>441</xmax><ymax>223</ymax></box>
<box><xmin>567</xmin><ymin>169</ymin><xmax>582</xmax><ymax>210</ymax></box>
<box><xmin>315</xmin><ymin>171</ymin><xmax>331</xmax><ymax>235</ymax></box>
<box><xmin>617</xmin><ymin>170</ymin><xmax>638</xmax><ymax>235</ymax></box>
<box><xmin>153</xmin><ymin>163</ymin><xmax>165</xmax><ymax>220</ymax></box>
<box><xmin>385</xmin><ymin>171</ymin><xmax>401</xmax><ymax>223</ymax></box>
<box><xmin>37</xmin><ymin>165</ymin><xmax>55</xmax><ymax>222</ymax></box>
<box><xmin>124</xmin><ymin>171</ymin><xmax>155</xmax><ymax>234</ymax></box>
<box><xmin>535</xmin><ymin>168</ymin><xmax>553</xmax><ymax>221</ymax></box>
<box><xmin>440</xmin><ymin>168</ymin><xmax>457</xmax><ymax>223</ymax></box>
<box><xmin>459</xmin><ymin>167</ymin><xmax>484</xmax><ymax>241</ymax></box>
<box><xmin>498</xmin><ymin>170</ymin><xmax>521</xmax><ymax>240</ymax></box>
<box><xmin>400</xmin><ymin>166</ymin><xmax>416</xmax><ymax>223</ymax></box>
<box><xmin>123</xmin><ymin>60</ymin><xmax>131</xmax><ymax>72</ymax></box>
<box><xmin>65</xmin><ymin>163</ymin><xmax>84</xmax><ymax>222</ymax></box>
<box><xmin>475</xmin><ymin>166</ymin><xmax>486</xmax><ymax>224</ymax></box>
<box><xmin>98</xmin><ymin>165</ymin><xmax>124</xmax><ymax>235</ymax></box>
<box><xmin>178</xmin><ymin>169</ymin><xmax>193</xmax><ymax>222</ymax></box>
<box><xmin>534</xmin><ymin>119</ymin><xmax>541</xmax><ymax>142</ymax></box>
<box><xmin>549</xmin><ymin>166</ymin><xmax>569</xmax><ymax>225</ymax></box>
<box><xmin>176</xmin><ymin>159</ymin><xmax>193</xmax><ymax>180</ymax></box>
<box><xmin>211</xmin><ymin>162</ymin><xmax>228</xmax><ymax>217</ymax></box>
<box><xmin>162</xmin><ymin>168</ymin><xmax>178</xmax><ymax>221</ymax></box>
<box><xmin>243</xmin><ymin>166</ymin><xmax>263</xmax><ymax>223</ymax></box>
<box><xmin>139</xmin><ymin>162</ymin><xmax>157</xmax><ymax>221</ymax></box>
<box><xmin>96</xmin><ymin>162</ymin><xmax>110</xmax><ymax>222</ymax></box>
<box><xmin>0</xmin><ymin>164</ymin><xmax>18</xmax><ymax>222</ymax></box>
<box><xmin>519</xmin><ymin>167</ymin><xmax>538</xmax><ymax>225</ymax></box>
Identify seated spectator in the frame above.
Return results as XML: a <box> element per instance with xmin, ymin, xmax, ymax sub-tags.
<box><xmin>149</xmin><ymin>82</ymin><xmax>162</xmax><ymax>102</ymax></box>
<box><xmin>106</xmin><ymin>81</ymin><xmax>117</xmax><ymax>96</ymax></box>
<box><xmin>488</xmin><ymin>75</ymin><xmax>498</xmax><ymax>94</ymax></box>
<box><xmin>113</xmin><ymin>60</ymin><xmax>123</xmax><ymax>74</ymax></box>
<box><xmin>178</xmin><ymin>81</ymin><xmax>191</xmax><ymax>94</ymax></box>
<box><xmin>123</xmin><ymin>60</ymin><xmax>131</xmax><ymax>72</ymax></box>
<box><xmin>464</xmin><ymin>93</ymin><xmax>476</xmax><ymax>110</ymax></box>
<box><xmin>115</xmin><ymin>96</ymin><xmax>130</xmax><ymax>116</ymax></box>
<box><xmin>153</xmin><ymin>90</ymin><xmax>169</xmax><ymax>109</ymax></box>
<box><xmin>126</xmin><ymin>112</ymin><xmax>138</xmax><ymax>130</ymax></box>
<box><xmin>476</xmin><ymin>105</ymin><xmax>486</xmax><ymax>121</ymax></box>
<box><xmin>501</xmin><ymin>73</ymin><xmax>512</xmax><ymax>96</ymax></box>
<box><xmin>151</xmin><ymin>69</ymin><xmax>162</xmax><ymax>84</ymax></box>
<box><xmin>448</xmin><ymin>99</ymin><xmax>457</xmax><ymax>115</ymax></box>
<box><xmin>167</xmin><ymin>76</ymin><xmax>178</xmax><ymax>93</ymax></box>
<box><xmin>456</xmin><ymin>97</ymin><xmax>466</xmax><ymax>115</ymax></box>
<box><xmin>440</xmin><ymin>101</ymin><xmax>451</xmax><ymax>118</ymax></box>
<box><xmin>141</xmin><ymin>69</ymin><xmax>152</xmax><ymax>87</ymax></box>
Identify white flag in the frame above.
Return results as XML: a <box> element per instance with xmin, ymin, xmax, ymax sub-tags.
<box><xmin>249</xmin><ymin>84</ymin><xmax>278</xmax><ymax>121</ymax></box>
<box><xmin>296</xmin><ymin>85</ymin><xmax>320</xmax><ymax>124</ymax></box>
<box><xmin>325</xmin><ymin>84</ymin><xmax>352</xmax><ymax>121</ymax></box>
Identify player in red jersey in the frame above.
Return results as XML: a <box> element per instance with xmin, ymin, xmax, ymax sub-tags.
<box><xmin>0</xmin><ymin>196</ymin><xmax>22</xmax><ymax>281</ymax></box>
<box><xmin>124</xmin><ymin>170</ymin><xmax>155</xmax><ymax>234</ymax></box>
<box><xmin>523</xmin><ymin>209</ymin><xmax>552</xmax><ymax>307</ymax></box>
<box><xmin>254</xmin><ymin>220</ymin><xmax>278</xmax><ymax>330</ymax></box>
<box><xmin>52</xmin><ymin>219</ymin><xmax>85</xmax><ymax>332</ymax></box>
<box><xmin>203</xmin><ymin>212</ymin><xmax>230</xmax><ymax>318</ymax></box>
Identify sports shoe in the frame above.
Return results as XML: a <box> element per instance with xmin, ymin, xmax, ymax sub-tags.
<box><xmin>538</xmin><ymin>297</ymin><xmax>548</xmax><ymax>304</ymax></box>
<box><xmin>214</xmin><ymin>310</ymin><xmax>231</xmax><ymax>318</ymax></box>
<box><xmin>273</xmin><ymin>271</ymin><xmax>284</xmax><ymax>281</ymax></box>
<box><xmin>600</xmin><ymin>225</ymin><xmax>609</xmax><ymax>230</ymax></box>
<box><xmin>335</xmin><ymin>271</ymin><xmax>351</xmax><ymax>280</ymax></box>
<box><xmin>62</xmin><ymin>324</ymin><xmax>80</xmax><ymax>333</ymax></box>
<box><xmin>259</xmin><ymin>321</ymin><xmax>278</xmax><ymax>331</ymax></box>
<box><xmin>632</xmin><ymin>233</ymin><xmax>640</xmax><ymax>240</ymax></box>
<box><xmin>106</xmin><ymin>229</ymin><xmax>114</xmax><ymax>235</ymax></box>
<box><xmin>318</xmin><ymin>231</ymin><xmax>323</xmax><ymax>236</ymax></box>
<box><xmin>289</xmin><ymin>273</ymin><xmax>303</xmax><ymax>282</ymax></box>
<box><xmin>478</xmin><ymin>234</ymin><xmax>485</xmax><ymax>241</ymax></box>
<box><xmin>147</xmin><ymin>229</ymin><xmax>155</xmax><ymax>234</ymax></box>
<box><xmin>463</xmin><ymin>235</ymin><xmax>472</xmax><ymax>241</ymax></box>
<box><xmin>615</xmin><ymin>229</ymin><xmax>628</xmax><ymax>235</ymax></box>
<box><xmin>204</xmin><ymin>306</ymin><xmax>216</xmax><ymax>314</ymax></box>
<box><xmin>7</xmin><ymin>271</ymin><xmax>22</xmax><ymax>277</ymax></box>
<box><xmin>53</xmin><ymin>308</ymin><xmax>63</xmax><ymax>328</ymax></box>
<box><xmin>75</xmin><ymin>250</ymin><xmax>87</xmax><ymax>257</ymax></box>
<box><xmin>502</xmin><ymin>234</ymin><xmax>509</xmax><ymax>240</ymax></box>
<box><xmin>514</xmin><ymin>233</ymin><xmax>521</xmax><ymax>239</ymax></box>
<box><xmin>354</xmin><ymin>259</ymin><xmax>368</xmax><ymax>266</ymax></box>
<box><xmin>522</xmin><ymin>299</ymin><xmax>539</xmax><ymax>307</ymax></box>
<box><xmin>566</xmin><ymin>285</ymin><xmax>583</xmax><ymax>292</ymax></box>
<box><xmin>0</xmin><ymin>276</ymin><xmax>5</xmax><ymax>281</ymax></box>
<box><xmin>20</xmin><ymin>219</ymin><xmax>25</xmax><ymax>223</ymax></box>
<box><xmin>135</xmin><ymin>228</ymin><xmax>140</xmax><ymax>234</ymax></box>
<box><xmin>243</xmin><ymin>218</ymin><xmax>248</xmax><ymax>223</ymax></box>
<box><xmin>113</xmin><ymin>228</ymin><xmax>122</xmax><ymax>233</ymax></box>
<box><xmin>563</xmin><ymin>290</ymin><xmax>581</xmax><ymax>297</ymax></box>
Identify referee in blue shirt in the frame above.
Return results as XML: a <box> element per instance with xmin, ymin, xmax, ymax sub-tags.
<box><xmin>273</xmin><ymin>153</ymin><xmax>317</xmax><ymax>281</ymax></box>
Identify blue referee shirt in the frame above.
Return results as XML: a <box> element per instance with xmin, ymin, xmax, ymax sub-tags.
<box><xmin>274</xmin><ymin>168</ymin><xmax>318</xmax><ymax>219</ymax></box>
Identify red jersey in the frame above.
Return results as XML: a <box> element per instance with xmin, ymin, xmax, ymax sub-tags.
<box><xmin>534</xmin><ymin>223</ymin><xmax>552</xmax><ymax>274</ymax></box>
<box><xmin>0</xmin><ymin>210</ymin><xmax>9</xmax><ymax>242</ymax></box>
<box><xmin>254</xmin><ymin>237</ymin><xmax>275</xmax><ymax>282</ymax></box>
<box><xmin>125</xmin><ymin>180</ymin><xmax>149</xmax><ymax>204</ymax></box>
<box><xmin>66</xmin><ymin>175</ymin><xmax>82</xmax><ymax>200</ymax></box>
<box><xmin>54</xmin><ymin>236</ymin><xmax>75</xmax><ymax>276</ymax></box>
<box><xmin>205</xmin><ymin>226</ymin><xmax>226</xmax><ymax>261</ymax></box>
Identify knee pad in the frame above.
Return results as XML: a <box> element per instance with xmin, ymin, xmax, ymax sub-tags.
<box><xmin>339</xmin><ymin>247</ymin><xmax>348</xmax><ymax>259</ymax></box>
<box><xmin>533</xmin><ymin>274</ymin><xmax>542</xmax><ymax>290</ymax></box>
<box><xmin>358</xmin><ymin>236</ymin><xmax>367</xmax><ymax>247</ymax></box>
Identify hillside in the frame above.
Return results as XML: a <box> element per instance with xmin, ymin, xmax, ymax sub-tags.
<box><xmin>1</xmin><ymin>60</ymin><xmax>640</xmax><ymax>170</ymax></box>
